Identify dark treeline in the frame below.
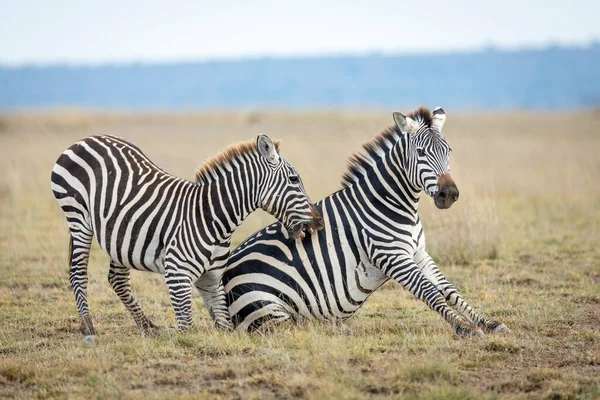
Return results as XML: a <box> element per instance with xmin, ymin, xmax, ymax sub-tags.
<box><xmin>1</xmin><ymin>45</ymin><xmax>598</xmax><ymax>110</ymax></box>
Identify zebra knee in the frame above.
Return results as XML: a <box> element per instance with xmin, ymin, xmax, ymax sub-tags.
<box><xmin>108</xmin><ymin>264</ymin><xmax>131</xmax><ymax>288</ymax></box>
<box><xmin>444</xmin><ymin>290</ymin><xmax>460</xmax><ymax>306</ymax></box>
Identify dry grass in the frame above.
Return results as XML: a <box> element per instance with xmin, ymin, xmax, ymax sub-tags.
<box><xmin>0</xmin><ymin>109</ymin><xmax>599</xmax><ymax>399</ymax></box>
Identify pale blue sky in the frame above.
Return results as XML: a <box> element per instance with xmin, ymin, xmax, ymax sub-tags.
<box><xmin>1</xmin><ymin>0</ymin><xmax>598</xmax><ymax>65</ymax></box>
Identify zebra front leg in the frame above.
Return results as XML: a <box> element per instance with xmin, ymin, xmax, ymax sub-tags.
<box><xmin>383</xmin><ymin>255</ymin><xmax>483</xmax><ymax>337</ymax></box>
<box><xmin>164</xmin><ymin>264</ymin><xmax>194</xmax><ymax>331</ymax></box>
<box><xmin>414</xmin><ymin>249</ymin><xmax>509</xmax><ymax>333</ymax></box>
<box><xmin>107</xmin><ymin>262</ymin><xmax>159</xmax><ymax>335</ymax></box>
<box><xmin>195</xmin><ymin>270</ymin><xmax>233</xmax><ymax>331</ymax></box>
<box><xmin>67</xmin><ymin>230</ymin><xmax>96</xmax><ymax>336</ymax></box>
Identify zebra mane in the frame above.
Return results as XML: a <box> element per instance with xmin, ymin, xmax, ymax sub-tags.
<box><xmin>408</xmin><ymin>106</ymin><xmax>433</xmax><ymax>127</ymax></box>
<box><xmin>341</xmin><ymin>106</ymin><xmax>433</xmax><ymax>188</ymax></box>
<box><xmin>194</xmin><ymin>138</ymin><xmax>281</xmax><ymax>184</ymax></box>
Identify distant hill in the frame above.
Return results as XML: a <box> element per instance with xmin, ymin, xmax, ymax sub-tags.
<box><xmin>1</xmin><ymin>45</ymin><xmax>599</xmax><ymax>110</ymax></box>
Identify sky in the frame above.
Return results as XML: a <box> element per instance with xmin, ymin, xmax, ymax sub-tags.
<box><xmin>1</xmin><ymin>0</ymin><xmax>599</xmax><ymax>65</ymax></box>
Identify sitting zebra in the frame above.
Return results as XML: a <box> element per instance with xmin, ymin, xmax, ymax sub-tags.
<box><xmin>51</xmin><ymin>134</ymin><xmax>324</xmax><ymax>335</ymax></box>
<box><xmin>222</xmin><ymin>107</ymin><xmax>509</xmax><ymax>336</ymax></box>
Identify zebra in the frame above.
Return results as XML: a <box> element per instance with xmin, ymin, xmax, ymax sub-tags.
<box><xmin>222</xmin><ymin>107</ymin><xmax>509</xmax><ymax>336</ymax></box>
<box><xmin>51</xmin><ymin>134</ymin><xmax>324</xmax><ymax>335</ymax></box>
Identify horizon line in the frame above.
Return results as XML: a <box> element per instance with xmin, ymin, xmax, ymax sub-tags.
<box><xmin>1</xmin><ymin>40</ymin><xmax>598</xmax><ymax>69</ymax></box>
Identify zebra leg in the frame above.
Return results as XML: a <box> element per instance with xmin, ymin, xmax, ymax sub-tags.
<box><xmin>244</xmin><ymin>302</ymin><xmax>292</xmax><ymax>333</ymax></box>
<box><xmin>107</xmin><ymin>262</ymin><xmax>159</xmax><ymax>335</ymax></box>
<box><xmin>194</xmin><ymin>270</ymin><xmax>233</xmax><ymax>331</ymax></box>
<box><xmin>334</xmin><ymin>318</ymin><xmax>354</xmax><ymax>336</ymax></box>
<box><xmin>164</xmin><ymin>264</ymin><xmax>194</xmax><ymax>331</ymax></box>
<box><xmin>384</xmin><ymin>256</ymin><xmax>483</xmax><ymax>337</ymax></box>
<box><xmin>414</xmin><ymin>250</ymin><xmax>509</xmax><ymax>333</ymax></box>
<box><xmin>67</xmin><ymin>230</ymin><xmax>96</xmax><ymax>336</ymax></box>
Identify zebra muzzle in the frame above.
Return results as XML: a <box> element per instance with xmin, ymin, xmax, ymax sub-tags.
<box><xmin>291</xmin><ymin>222</ymin><xmax>315</xmax><ymax>239</ymax></box>
<box><xmin>290</xmin><ymin>205</ymin><xmax>324</xmax><ymax>239</ymax></box>
<box><xmin>434</xmin><ymin>173</ymin><xmax>459</xmax><ymax>209</ymax></box>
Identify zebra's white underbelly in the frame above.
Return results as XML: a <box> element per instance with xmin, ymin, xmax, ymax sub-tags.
<box><xmin>351</xmin><ymin>259</ymin><xmax>388</xmax><ymax>295</ymax></box>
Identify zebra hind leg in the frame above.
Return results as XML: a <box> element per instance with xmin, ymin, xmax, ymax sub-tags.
<box><xmin>244</xmin><ymin>302</ymin><xmax>292</xmax><ymax>333</ymax></box>
<box><xmin>67</xmin><ymin>230</ymin><xmax>96</xmax><ymax>336</ymax></box>
<box><xmin>254</xmin><ymin>314</ymin><xmax>291</xmax><ymax>334</ymax></box>
<box><xmin>107</xmin><ymin>262</ymin><xmax>159</xmax><ymax>335</ymax></box>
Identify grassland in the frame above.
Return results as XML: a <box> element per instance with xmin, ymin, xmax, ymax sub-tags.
<box><xmin>0</xmin><ymin>109</ymin><xmax>598</xmax><ymax>399</ymax></box>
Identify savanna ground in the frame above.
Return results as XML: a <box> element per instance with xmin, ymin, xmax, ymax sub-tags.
<box><xmin>0</xmin><ymin>109</ymin><xmax>598</xmax><ymax>399</ymax></box>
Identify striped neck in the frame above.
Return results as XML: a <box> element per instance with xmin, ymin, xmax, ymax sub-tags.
<box><xmin>342</xmin><ymin>133</ymin><xmax>421</xmax><ymax>218</ymax></box>
<box><xmin>191</xmin><ymin>152</ymin><xmax>263</xmax><ymax>242</ymax></box>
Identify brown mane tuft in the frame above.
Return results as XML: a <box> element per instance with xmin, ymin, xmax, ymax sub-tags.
<box><xmin>194</xmin><ymin>138</ymin><xmax>281</xmax><ymax>184</ymax></box>
<box><xmin>407</xmin><ymin>106</ymin><xmax>433</xmax><ymax>127</ymax></box>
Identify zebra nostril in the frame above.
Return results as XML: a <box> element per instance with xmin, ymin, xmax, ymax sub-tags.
<box><xmin>438</xmin><ymin>191</ymin><xmax>447</xmax><ymax>199</ymax></box>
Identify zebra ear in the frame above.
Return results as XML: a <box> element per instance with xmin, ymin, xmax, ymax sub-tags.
<box><xmin>432</xmin><ymin>107</ymin><xmax>446</xmax><ymax>131</ymax></box>
<box><xmin>393</xmin><ymin>111</ymin><xmax>419</xmax><ymax>134</ymax></box>
<box><xmin>257</xmin><ymin>134</ymin><xmax>280</xmax><ymax>164</ymax></box>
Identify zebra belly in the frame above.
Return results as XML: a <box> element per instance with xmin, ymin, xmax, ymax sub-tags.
<box><xmin>351</xmin><ymin>260</ymin><xmax>388</xmax><ymax>297</ymax></box>
<box><xmin>79</xmin><ymin>179</ymin><xmax>169</xmax><ymax>272</ymax></box>
<box><xmin>99</xmin><ymin>204</ymin><xmax>169</xmax><ymax>271</ymax></box>
<box><xmin>93</xmin><ymin>224</ymin><xmax>166</xmax><ymax>273</ymax></box>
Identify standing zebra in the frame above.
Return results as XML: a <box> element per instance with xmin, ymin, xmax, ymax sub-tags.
<box><xmin>51</xmin><ymin>134</ymin><xmax>324</xmax><ymax>335</ymax></box>
<box><xmin>223</xmin><ymin>107</ymin><xmax>509</xmax><ymax>336</ymax></box>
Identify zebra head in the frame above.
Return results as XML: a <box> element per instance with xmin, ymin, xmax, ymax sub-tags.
<box><xmin>256</xmin><ymin>134</ymin><xmax>324</xmax><ymax>239</ymax></box>
<box><xmin>393</xmin><ymin>107</ymin><xmax>459</xmax><ymax>209</ymax></box>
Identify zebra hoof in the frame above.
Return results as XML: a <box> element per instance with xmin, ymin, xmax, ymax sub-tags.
<box><xmin>476</xmin><ymin>328</ymin><xmax>486</xmax><ymax>337</ymax></box>
<box><xmin>81</xmin><ymin>326</ymin><xmax>96</xmax><ymax>336</ymax></box>
<box><xmin>214</xmin><ymin>322</ymin><xmax>234</xmax><ymax>332</ymax></box>
<box><xmin>80</xmin><ymin>316</ymin><xmax>96</xmax><ymax>336</ymax></box>
<box><xmin>454</xmin><ymin>324</ymin><xmax>485</xmax><ymax>338</ymax></box>
<box><xmin>493</xmin><ymin>323</ymin><xmax>511</xmax><ymax>334</ymax></box>
<box><xmin>139</xmin><ymin>319</ymin><xmax>161</xmax><ymax>337</ymax></box>
<box><xmin>337</xmin><ymin>323</ymin><xmax>354</xmax><ymax>336</ymax></box>
<box><xmin>140</xmin><ymin>326</ymin><xmax>162</xmax><ymax>337</ymax></box>
<box><xmin>83</xmin><ymin>335</ymin><xmax>96</xmax><ymax>345</ymax></box>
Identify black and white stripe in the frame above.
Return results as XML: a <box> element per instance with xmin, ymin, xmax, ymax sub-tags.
<box><xmin>51</xmin><ymin>134</ymin><xmax>322</xmax><ymax>335</ymax></box>
<box><xmin>223</xmin><ymin>107</ymin><xmax>509</xmax><ymax>335</ymax></box>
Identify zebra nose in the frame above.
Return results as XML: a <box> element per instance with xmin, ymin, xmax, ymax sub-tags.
<box><xmin>438</xmin><ymin>187</ymin><xmax>459</xmax><ymax>203</ymax></box>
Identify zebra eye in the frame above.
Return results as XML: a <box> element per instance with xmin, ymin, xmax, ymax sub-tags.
<box><xmin>417</xmin><ymin>148</ymin><xmax>426</xmax><ymax>157</ymax></box>
<box><xmin>289</xmin><ymin>175</ymin><xmax>299</xmax><ymax>184</ymax></box>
